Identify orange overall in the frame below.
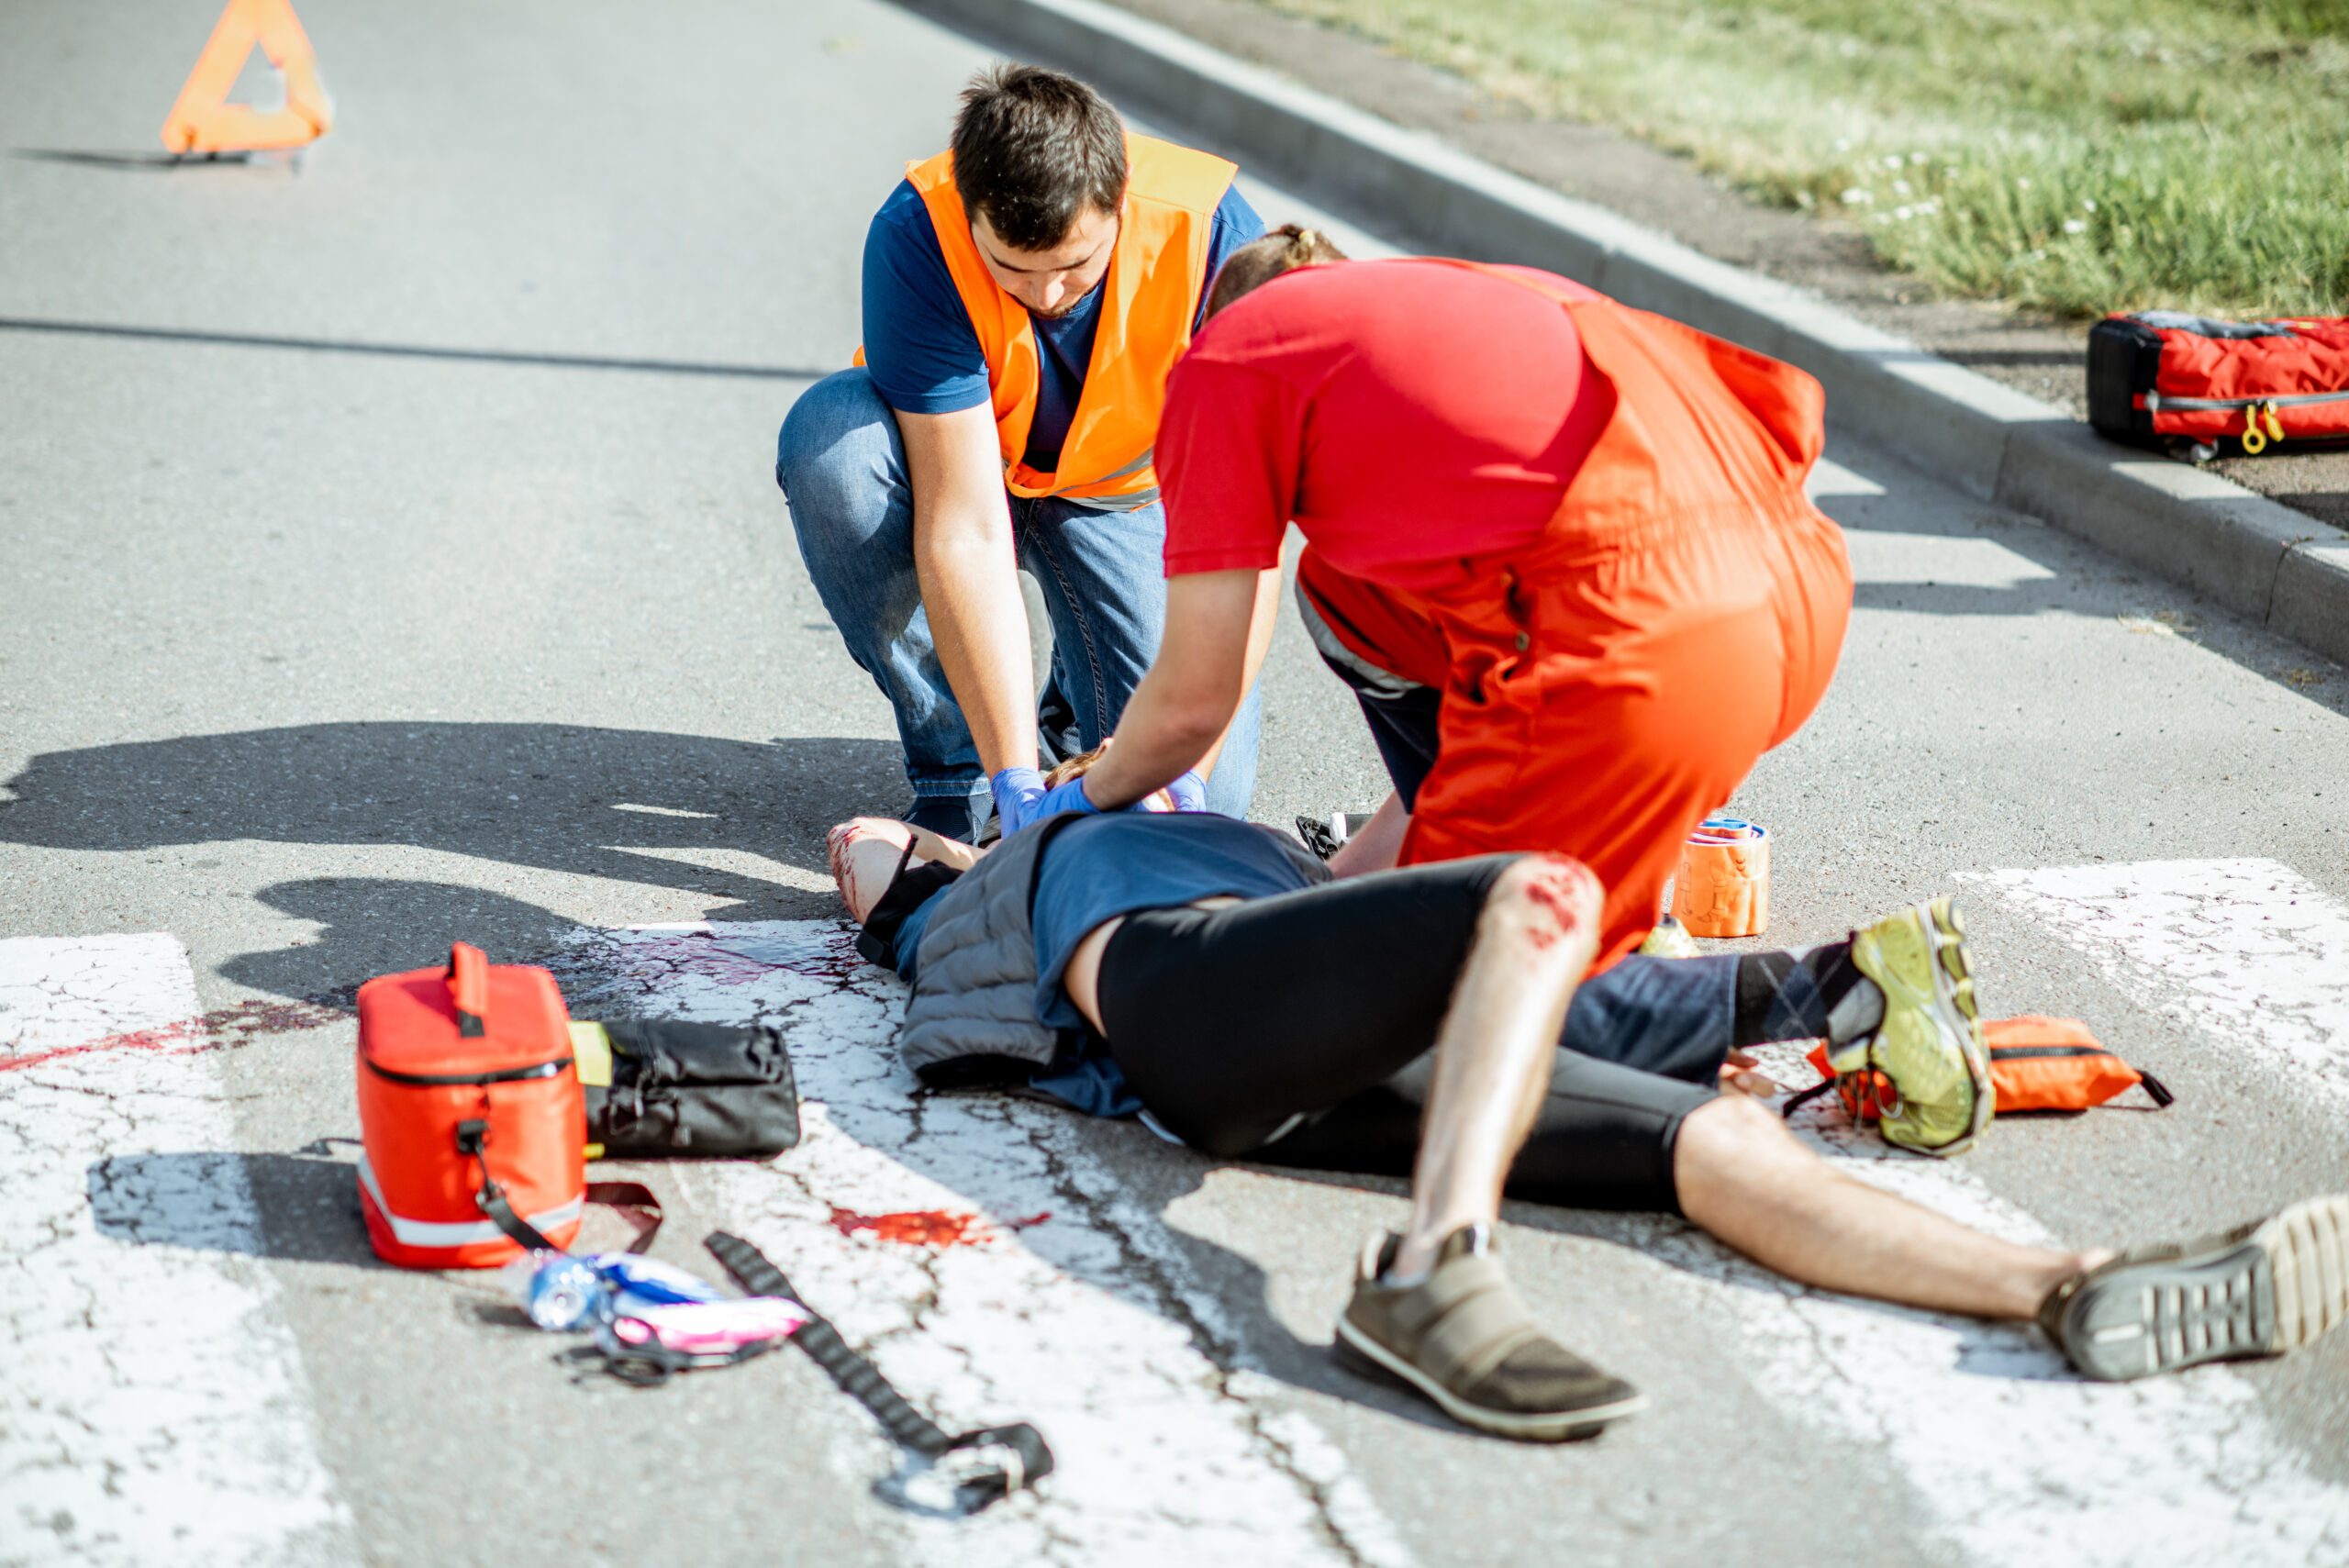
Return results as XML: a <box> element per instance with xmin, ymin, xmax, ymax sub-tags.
<box><xmin>1302</xmin><ymin>266</ymin><xmax>1853</xmax><ymax>973</ymax></box>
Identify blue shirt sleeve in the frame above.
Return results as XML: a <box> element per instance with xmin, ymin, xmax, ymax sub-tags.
<box><xmin>861</xmin><ymin>180</ymin><xmax>992</xmax><ymax>417</ymax></box>
<box><xmin>1196</xmin><ymin>183</ymin><xmax>1265</xmax><ymax>332</ymax></box>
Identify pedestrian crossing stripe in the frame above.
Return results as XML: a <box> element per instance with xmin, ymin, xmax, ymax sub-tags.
<box><xmin>0</xmin><ymin>934</ymin><xmax>352</xmax><ymax>1564</ymax></box>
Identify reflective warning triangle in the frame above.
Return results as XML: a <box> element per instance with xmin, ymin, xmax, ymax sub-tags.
<box><xmin>158</xmin><ymin>0</ymin><xmax>334</xmax><ymax>154</ymax></box>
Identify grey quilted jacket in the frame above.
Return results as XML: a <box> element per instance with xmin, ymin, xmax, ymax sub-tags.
<box><xmin>896</xmin><ymin>815</ymin><xmax>1328</xmax><ymax>1084</ymax></box>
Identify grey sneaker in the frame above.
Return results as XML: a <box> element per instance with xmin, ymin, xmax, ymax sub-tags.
<box><xmin>2039</xmin><ymin>1195</ymin><xmax>2349</xmax><ymax>1380</ymax></box>
<box><xmin>1334</xmin><ymin>1225</ymin><xmax>1645</xmax><ymax>1440</ymax></box>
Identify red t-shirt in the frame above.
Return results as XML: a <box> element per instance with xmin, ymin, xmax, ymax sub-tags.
<box><xmin>1157</xmin><ymin>258</ymin><xmax>1612</xmax><ymax>588</ymax></box>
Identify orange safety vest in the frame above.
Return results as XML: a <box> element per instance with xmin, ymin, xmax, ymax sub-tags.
<box><xmin>895</xmin><ymin>135</ymin><xmax>1235</xmax><ymax>507</ymax></box>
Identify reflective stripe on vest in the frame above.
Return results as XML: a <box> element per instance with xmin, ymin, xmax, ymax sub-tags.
<box><xmin>906</xmin><ymin>135</ymin><xmax>1234</xmax><ymax>506</ymax></box>
<box><xmin>356</xmin><ymin>1153</ymin><xmax>584</xmax><ymax>1250</ymax></box>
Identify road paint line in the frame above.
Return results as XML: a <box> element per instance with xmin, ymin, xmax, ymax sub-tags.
<box><xmin>1698</xmin><ymin>1043</ymin><xmax>2349</xmax><ymax>1565</ymax></box>
<box><xmin>0</xmin><ymin>934</ymin><xmax>353</xmax><ymax>1567</ymax></box>
<box><xmin>559</xmin><ymin>920</ymin><xmax>1409</xmax><ymax>1568</ymax></box>
<box><xmin>1960</xmin><ymin>857</ymin><xmax>2349</xmax><ymax>1106</ymax></box>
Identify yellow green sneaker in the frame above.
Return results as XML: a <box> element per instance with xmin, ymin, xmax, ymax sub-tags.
<box><xmin>1833</xmin><ymin>895</ymin><xmax>1994</xmax><ymax>1156</ymax></box>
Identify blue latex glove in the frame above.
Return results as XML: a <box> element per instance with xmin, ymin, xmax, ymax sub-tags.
<box><xmin>1031</xmin><ymin>775</ymin><xmax>1105</xmax><ymax>820</ymax></box>
<box><xmin>988</xmin><ymin>766</ymin><xmax>1047</xmax><ymax>836</ymax></box>
<box><xmin>1163</xmin><ymin>769</ymin><xmax>1208</xmax><ymax>812</ymax></box>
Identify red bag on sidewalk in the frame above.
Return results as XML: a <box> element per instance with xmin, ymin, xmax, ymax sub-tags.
<box><xmin>2089</xmin><ymin>311</ymin><xmax>2349</xmax><ymax>459</ymax></box>
<box><xmin>354</xmin><ymin>942</ymin><xmax>585</xmax><ymax>1268</ymax></box>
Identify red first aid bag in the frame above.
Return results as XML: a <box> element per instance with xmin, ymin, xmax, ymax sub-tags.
<box><xmin>355</xmin><ymin>941</ymin><xmax>585</xmax><ymax>1269</ymax></box>
<box><xmin>2089</xmin><ymin>311</ymin><xmax>2349</xmax><ymax>458</ymax></box>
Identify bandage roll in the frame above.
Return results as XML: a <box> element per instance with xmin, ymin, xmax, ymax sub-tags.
<box><xmin>1670</xmin><ymin>817</ymin><xmax>1768</xmax><ymax>938</ymax></box>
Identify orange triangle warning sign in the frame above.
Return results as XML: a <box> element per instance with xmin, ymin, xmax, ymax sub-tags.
<box><xmin>159</xmin><ymin>0</ymin><xmax>334</xmax><ymax>154</ymax></box>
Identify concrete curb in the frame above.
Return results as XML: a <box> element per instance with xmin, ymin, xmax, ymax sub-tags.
<box><xmin>903</xmin><ymin>0</ymin><xmax>2349</xmax><ymax>667</ymax></box>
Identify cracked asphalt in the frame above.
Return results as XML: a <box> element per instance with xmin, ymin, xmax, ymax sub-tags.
<box><xmin>5</xmin><ymin>1</ymin><xmax>2349</xmax><ymax>1564</ymax></box>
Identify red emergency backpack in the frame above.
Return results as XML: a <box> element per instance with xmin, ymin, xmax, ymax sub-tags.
<box><xmin>355</xmin><ymin>942</ymin><xmax>585</xmax><ymax>1268</ymax></box>
<box><xmin>2089</xmin><ymin>311</ymin><xmax>2349</xmax><ymax>461</ymax></box>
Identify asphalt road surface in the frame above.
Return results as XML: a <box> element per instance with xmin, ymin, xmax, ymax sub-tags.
<box><xmin>4</xmin><ymin>3</ymin><xmax>2347</xmax><ymax>1566</ymax></box>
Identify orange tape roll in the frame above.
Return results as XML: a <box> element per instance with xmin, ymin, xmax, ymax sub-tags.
<box><xmin>1670</xmin><ymin>817</ymin><xmax>1768</xmax><ymax>938</ymax></box>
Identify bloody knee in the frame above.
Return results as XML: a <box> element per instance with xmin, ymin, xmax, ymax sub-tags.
<box><xmin>1485</xmin><ymin>853</ymin><xmax>1604</xmax><ymax>957</ymax></box>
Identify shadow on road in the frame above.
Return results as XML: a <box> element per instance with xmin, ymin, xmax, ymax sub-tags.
<box><xmin>88</xmin><ymin>1149</ymin><xmax>385</xmax><ymax>1267</ymax></box>
<box><xmin>0</xmin><ymin>721</ymin><xmax>906</xmax><ymax>995</ymax></box>
<box><xmin>0</xmin><ymin>314</ymin><xmax>834</xmax><ymax>382</ymax></box>
<box><xmin>0</xmin><ymin>720</ymin><xmax>900</xmax><ymax>884</ymax></box>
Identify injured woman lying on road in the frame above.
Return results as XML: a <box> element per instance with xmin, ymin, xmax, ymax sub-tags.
<box><xmin>825</xmin><ymin>806</ymin><xmax>2349</xmax><ymax>1443</ymax></box>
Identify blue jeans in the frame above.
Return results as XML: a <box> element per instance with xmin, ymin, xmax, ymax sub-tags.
<box><xmin>1564</xmin><ymin>953</ymin><xmax>1741</xmax><ymax>1084</ymax></box>
<box><xmin>776</xmin><ymin>369</ymin><xmax>1262</xmax><ymax>829</ymax></box>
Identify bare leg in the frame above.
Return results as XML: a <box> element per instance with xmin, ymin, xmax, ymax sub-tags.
<box><xmin>1326</xmin><ymin>790</ymin><xmax>1409</xmax><ymax>879</ymax></box>
<box><xmin>826</xmin><ymin>817</ymin><xmax>982</xmax><ymax>923</ymax></box>
<box><xmin>1675</xmin><ymin>1095</ymin><xmax>2109</xmax><ymax>1318</ymax></box>
<box><xmin>1393</xmin><ymin>854</ymin><xmax>1602</xmax><ymax>1280</ymax></box>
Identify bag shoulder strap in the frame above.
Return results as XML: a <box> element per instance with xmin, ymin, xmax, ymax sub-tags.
<box><xmin>455</xmin><ymin>1117</ymin><xmax>663</xmax><ymax>1251</ymax></box>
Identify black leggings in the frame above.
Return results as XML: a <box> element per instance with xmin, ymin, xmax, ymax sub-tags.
<box><xmin>1096</xmin><ymin>857</ymin><xmax>1716</xmax><ymax>1216</ymax></box>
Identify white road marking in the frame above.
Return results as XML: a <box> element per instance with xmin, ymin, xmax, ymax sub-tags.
<box><xmin>1962</xmin><ymin>857</ymin><xmax>2349</xmax><ymax>1107</ymax></box>
<box><xmin>0</xmin><ymin>934</ymin><xmax>353</xmax><ymax>1568</ymax></box>
<box><xmin>562</xmin><ymin>920</ymin><xmax>1409</xmax><ymax>1568</ymax></box>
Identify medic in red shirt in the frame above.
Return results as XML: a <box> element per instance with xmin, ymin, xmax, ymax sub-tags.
<box><xmin>1049</xmin><ymin>228</ymin><xmax>1854</xmax><ymax>975</ymax></box>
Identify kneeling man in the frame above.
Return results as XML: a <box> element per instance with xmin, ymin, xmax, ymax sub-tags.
<box><xmin>778</xmin><ymin>65</ymin><xmax>1269</xmax><ymax>840</ymax></box>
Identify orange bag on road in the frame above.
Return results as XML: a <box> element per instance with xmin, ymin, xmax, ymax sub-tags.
<box><xmin>1978</xmin><ymin>1015</ymin><xmax>2173</xmax><ymax>1112</ymax></box>
<box><xmin>354</xmin><ymin>942</ymin><xmax>584</xmax><ymax>1269</ymax></box>
<box><xmin>1796</xmin><ymin>1015</ymin><xmax>2171</xmax><ymax>1129</ymax></box>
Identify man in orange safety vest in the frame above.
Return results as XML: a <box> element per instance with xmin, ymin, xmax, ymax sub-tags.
<box><xmin>775</xmin><ymin>64</ymin><xmax>1273</xmax><ymax>841</ymax></box>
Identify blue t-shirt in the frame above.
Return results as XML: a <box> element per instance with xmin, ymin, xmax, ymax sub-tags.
<box><xmin>861</xmin><ymin>179</ymin><xmax>1264</xmax><ymax>472</ymax></box>
<box><xmin>891</xmin><ymin>891</ymin><xmax>944</xmax><ymax>986</ymax></box>
<box><xmin>1028</xmin><ymin>813</ymin><xmax>1315</xmax><ymax>1029</ymax></box>
<box><xmin>1024</xmin><ymin>813</ymin><xmax>1314</xmax><ymax>1117</ymax></box>
<box><xmin>886</xmin><ymin>813</ymin><xmax>1315</xmax><ymax>1118</ymax></box>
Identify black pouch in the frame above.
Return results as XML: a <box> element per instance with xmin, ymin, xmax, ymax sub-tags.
<box><xmin>573</xmin><ymin>1020</ymin><xmax>799</xmax><ymax>1159</ymax></box>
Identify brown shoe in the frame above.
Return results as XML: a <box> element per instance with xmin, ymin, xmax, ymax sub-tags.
<box><xmin>2039</xmin><ymin>1195</ymin><xmax>2349</xmax><ymax>1380</ymax></box>
<box><xmin>1334</xmin><ymin>1225</ymin><xmax>1644</xmax><ymax>1440</ymax></box>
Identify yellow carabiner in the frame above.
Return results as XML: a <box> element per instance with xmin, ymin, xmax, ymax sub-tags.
<box><xmin>2243</xmin><ymin>402</ymin><xmax>2269</xmax><ymax>455</ymax></box>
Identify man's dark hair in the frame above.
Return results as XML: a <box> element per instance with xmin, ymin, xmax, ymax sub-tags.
<box><xmin>951</xmin><ymin>64</ymin><xmax>1127</xmax><ymax>252</ymax></box>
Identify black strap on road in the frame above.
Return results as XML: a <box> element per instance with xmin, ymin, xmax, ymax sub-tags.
<box><xmin>1780</xmin><ymin>1078</ymin><xmax>1839</xmax><ymax>1118</ymax></box>
<box><xmin>455</xmin><ymin>1118</ymin><xmax>664</xmax><ymax>1252</ymax></box>
<box><xmin>705</xmin><ymin>1229</ymin><xmax>1053</xmax><ymax>1512</ymax></box>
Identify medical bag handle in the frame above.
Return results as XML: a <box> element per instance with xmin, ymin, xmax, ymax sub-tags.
<box><xmin>446</xmin><ymin>941</ymin><xmax>490</xmax><ymax>1038</ymax></box>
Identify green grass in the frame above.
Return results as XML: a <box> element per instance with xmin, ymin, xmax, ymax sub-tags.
<box><xmin>1233</xmin><ymin>0</ymin><xmax>2349</xmax><ymax>319</ymax></box>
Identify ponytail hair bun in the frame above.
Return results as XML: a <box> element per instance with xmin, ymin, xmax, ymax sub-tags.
<box><xmin>1203</xmin><ymin>222</ymin><xmax>1351</xmax><ymax>320</ymax></box>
